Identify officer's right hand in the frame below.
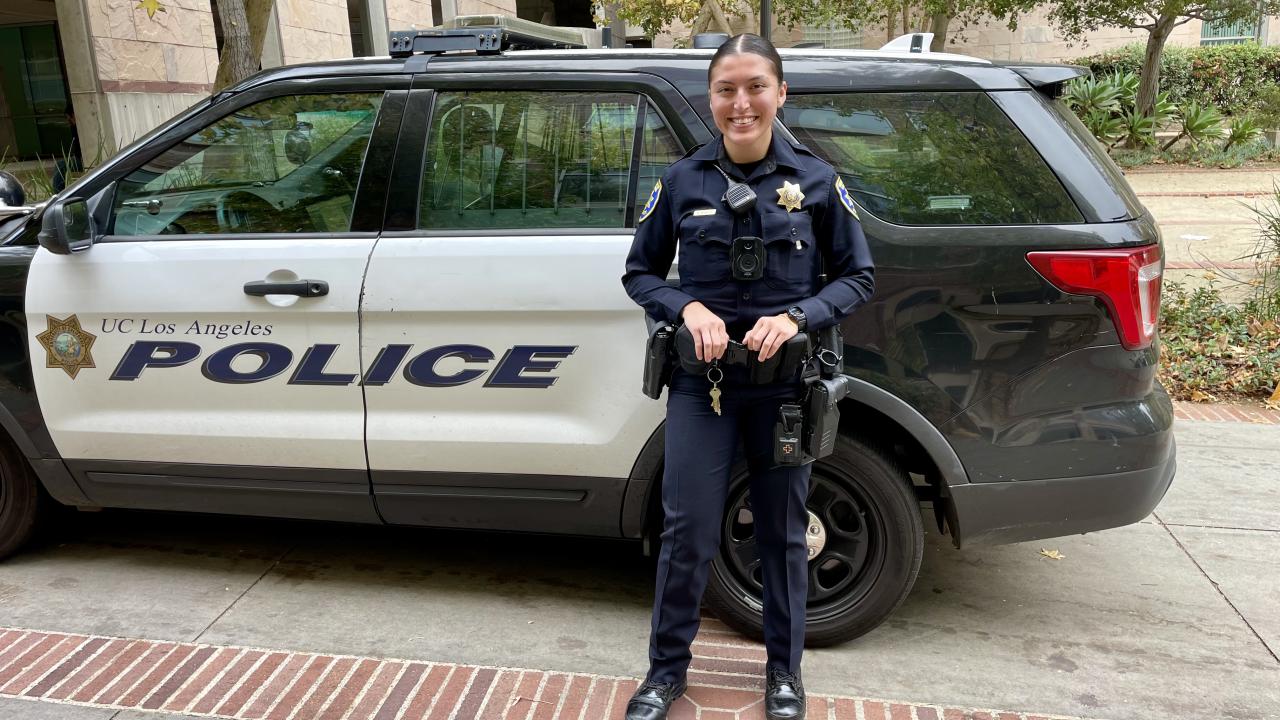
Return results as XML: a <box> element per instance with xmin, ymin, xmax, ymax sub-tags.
<box><xmin>681</xmin><ymin>302</ymin><xmax>728</xmax><ymax>362</ymax></box>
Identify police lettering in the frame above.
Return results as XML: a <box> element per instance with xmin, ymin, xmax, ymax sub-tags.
<box><xmin>110</xmin><ymin>340</ymin><xmax>575</xmax><ymax>387</ymax></box>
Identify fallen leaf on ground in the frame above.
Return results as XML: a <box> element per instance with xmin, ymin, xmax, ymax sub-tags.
<box><xmin>1190</xmin><ymin>389</ymin><xmax>1214</xmax><ymax>402</ymax></box>
<box><xmin>1039</xmin><ymin>549</ymin><xmax>1065</xmax><ymax>560</ymax></box>
<box><xmin>1267</xmin><ymin>385</ymin><xmax>1280</xmax><ymax>410</ymax></box>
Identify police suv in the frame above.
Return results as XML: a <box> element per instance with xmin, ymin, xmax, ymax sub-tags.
<box><xmin>0</xmin><ymin>19</ymin><xmax>1175</xmax><ymax>646</ymax></box>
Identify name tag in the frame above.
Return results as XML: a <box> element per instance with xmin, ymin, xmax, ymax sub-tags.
<box><xmin>692</xmin><ymin>208</ymin><xmax>717</xmax><ymax>217</ymax></box>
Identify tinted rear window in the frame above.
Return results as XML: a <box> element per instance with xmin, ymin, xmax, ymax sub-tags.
<box><xmin>786</xmin><ymin>92</ymin><xmax>1083</xmax><ymax>226</ymax></box>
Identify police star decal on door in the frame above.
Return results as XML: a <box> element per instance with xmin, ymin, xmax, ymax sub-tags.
<box><xmin>36</xmin><ymin>315</ymin><xmax>97</xmax><ymax>379</ymax></box>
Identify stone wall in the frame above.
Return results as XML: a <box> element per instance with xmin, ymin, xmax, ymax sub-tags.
<box><xmin>276</xmin><ymin>0</ymin><xmax>355</xmax><ymax>65</ymax></box>
<box><xmin>54</xmin><ymin>0</ymin><xmax>218</xmax><ymax>163</ymax></box>
<box><xmin>386</xmin><ymin>0</ymin><xmax>433</xmax><ymax>30</ymax></box>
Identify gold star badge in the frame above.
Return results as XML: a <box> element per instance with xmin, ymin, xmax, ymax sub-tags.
<box><xmin>776</xmin><ymin>180</ymin><xmax>804</xmax><ymax>212</ymax></box>
<box><xmin>36</xmin><ymin>314</ymin><xmax>96</xmax><ymax>379</ymax></box>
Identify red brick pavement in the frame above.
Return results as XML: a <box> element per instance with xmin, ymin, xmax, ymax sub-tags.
<box><xmin>0</xmin><ymin>624</ymin><xmax>1102</xmax><ymax>720</ymax></box>
<box><xmin>1173</xmin><ymin>401</ymin><xmax>1280</xmax><ymax>424</ymax></box>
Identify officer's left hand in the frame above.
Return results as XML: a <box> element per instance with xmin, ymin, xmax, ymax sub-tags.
<box><xmin>745</xmin><ymin>314</ymin><xmax>799</xmax><ymax>363</ymax></box>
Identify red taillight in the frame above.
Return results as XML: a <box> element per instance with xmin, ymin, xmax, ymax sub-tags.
<box><xmin>1026</xmin><ymin>245</ymin><xmax>1163</xmax><ymax>350</ymax></box>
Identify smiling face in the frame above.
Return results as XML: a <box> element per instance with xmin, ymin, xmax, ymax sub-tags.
<box><xmin>709</xmin><ymin>52</ymin><xmax>787</xmax><ymax>163</ymax></box>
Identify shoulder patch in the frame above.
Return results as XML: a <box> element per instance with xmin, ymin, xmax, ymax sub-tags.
<box><xmin>834</xmin><ymin>177</ymin><xmax>859</xmax><ymax>220</ymax></box>
<box><xmin>638</xmin><ymin>180</ymin><xmax>662</xmax><ymax>224</ymax></box>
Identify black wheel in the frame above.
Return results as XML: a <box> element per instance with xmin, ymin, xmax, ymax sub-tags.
<box><xmin>0</xmin><ymin>433</ymin><xmax>42</xmax><ymax>560</ymax></box>
<box><xmin>704</xmin><ymin>435</ymin><xmax>923</xmax><ymax>646</ymax></box>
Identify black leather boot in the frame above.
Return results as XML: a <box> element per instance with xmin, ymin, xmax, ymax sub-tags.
<box><xmin>625</xmin><ymin>679</ymin><xmax>686</xmax><ymax>720</ymax></box>
<box><xmin>765</xmin><ymin>668</ymin><xmax>806</xmax><ymax>719</ymax></box>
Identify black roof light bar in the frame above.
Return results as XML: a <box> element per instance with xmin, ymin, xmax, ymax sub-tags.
<box><xmin>389</xmin><ymin>15</ymin><xmax>588</xmax><ymax>58</ymax></box>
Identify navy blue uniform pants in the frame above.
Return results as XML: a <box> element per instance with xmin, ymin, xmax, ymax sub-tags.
<box><xmin>647</xmin><ymin>370</ymin><xmax>812</xmax><ymax>683</ymax></box>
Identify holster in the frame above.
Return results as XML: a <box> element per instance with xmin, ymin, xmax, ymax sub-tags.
<box><xmin>804</xmin><ymin>374</ymin><xmax>850</xmax><ymax>459</ymax></box>
<box><xmin>642</xmin><ymin>319</ymin><xmax>676</xmax><ymax>400</ymax></box>
<box><xmin>801</xmin><ymin>324</ymin><xmax>850</xmax><ymax>459</ymax></box>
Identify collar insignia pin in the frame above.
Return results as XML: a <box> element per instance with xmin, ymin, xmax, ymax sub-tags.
<box><xmin>776</xmin><ymin>181</ymin><xmax>804</xmax><ymax>212</ymax></box>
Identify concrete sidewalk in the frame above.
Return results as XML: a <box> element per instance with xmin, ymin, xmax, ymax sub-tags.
<box><xmin>0</xmin><ymin>417</ymin><xmax>1276</xmax><ymax>720</ymax></box>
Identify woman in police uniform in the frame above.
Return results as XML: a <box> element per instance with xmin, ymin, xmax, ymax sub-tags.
<box><xmin>621</xmin><ymin>34</ymin><xmax>874</xmax><ymax>720</ymax></box>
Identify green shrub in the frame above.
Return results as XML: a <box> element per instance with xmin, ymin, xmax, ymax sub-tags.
<box><xmin>1159</xmin><ymin>281</ymin><xmax>1280</xmax><ymax>402</ymax></box>
<box><xmin>1073</xmin><ymin>43</ymin><xmax>1280</xmax><ymax>118</ymax></box>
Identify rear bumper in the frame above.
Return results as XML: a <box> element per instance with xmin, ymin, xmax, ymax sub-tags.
<box><xmin>946</xmin><ymin>436</ymin><xmax>1177</xmax><ymax>546</ymax></box>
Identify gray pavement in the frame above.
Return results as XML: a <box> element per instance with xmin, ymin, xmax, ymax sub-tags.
<box><xmin>1125</xmin><ymin>168</ymin><xmax>1280</xmax><ymax>302</ymax></box>
<box><xmin>0</xmin><ymin>417</ymin><xmax>1277</xmax><ymax>720</ymax></box>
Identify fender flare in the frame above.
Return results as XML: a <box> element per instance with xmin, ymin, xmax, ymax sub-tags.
<box><xmin>620</xmin><ymin>376</ymin><xmax>970</xmax><ymax>540</ymax></box>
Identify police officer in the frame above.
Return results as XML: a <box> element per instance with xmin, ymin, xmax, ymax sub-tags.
<box><xmin>620</xmin><ymin>34</ymin><xmax>874</xmax><ymax>720</ymax></box>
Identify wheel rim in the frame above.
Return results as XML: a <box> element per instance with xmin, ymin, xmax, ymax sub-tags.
<box><xmin>715</xmin><ymin>464</ymin><xmax>889</xmax><ymax>623</ymax></box>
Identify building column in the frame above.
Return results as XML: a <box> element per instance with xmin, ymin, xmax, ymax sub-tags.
<box><xmin>54</xmin><ymin>0</ymin><xmax>218</xmax><ymax>166</ymax></box>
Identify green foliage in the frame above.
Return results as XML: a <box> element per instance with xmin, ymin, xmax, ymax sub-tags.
<box><xmin>612</xmin><ymin>0</ymin><xmax>1038</xmax><ymax>46</ymax></box>
<box><xmin>1159</xmin><ymin>281</ymin><xmax>1280</xmax><ymax>401</ymax></box>
<box><xmin>1119</xmin><ymin>108</ymin><xmax>1159</xmax><ymax>147</ymax></box>
<box><xmin>1084</xmin><ymin>107</ymin><xmax>1126</xmax><ymax>143</ymax></box>
<box><xmin>1064</xmin><ymin>73</ymin><xmax>1164</xmax><ymax>147</ymax></box>
<box><xmin>1063</xmin><ymin>75</ymin><xmax>1123</xmax><ymax>115</ymax></box>
<box><xmin>1112</xmin><ymin>137</ymin><xmax>1278</xmax><ymax>167</ymax></box>
<box><xmin>1246</xmin><ymin>184</ymin><xmax>1280</xmax><ymax>315</ymax></box>
<box><xmin>1224</xmin><ymin>115</ymin><xmax>1263</xmax><ymax>150</ymax></box>
<box><xmin>1049</xmin><ymin>0</ymin><xmax>1277</xmax><ymax>39</ymax></box>
<box><xmin>1178</xmin><ymin>100</ymin><xmax>1227</xmax><ymax>149</ymax></box>
<box><xmin>1075</xmin><ymin>43</ymin><xmax>1280</xmax><ymax>117</ymax></box>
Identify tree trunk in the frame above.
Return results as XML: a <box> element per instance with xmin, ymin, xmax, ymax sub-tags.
<box><xmin>705</xmin><ymin>0</ymin><xmax>733</xmax><ymax>35</ymax></box>
<box><xmin>902</xmin><ymin>2</ymin><xmax>910</xmax><ymax>34</ymax></box>
<box><xmin>214</xmin><ymin>0</ymin><xmax>255</xmax><ymax>91</ymax></box>
<box><xmin>929</xmin><ymin>12</ymin><xmax>949</xmax><ymax>52</ymax></box>
<box><xmin>1136</xmin><ymin>13</ymin><xmax>1177</xmax><ymax>117</ymax></box>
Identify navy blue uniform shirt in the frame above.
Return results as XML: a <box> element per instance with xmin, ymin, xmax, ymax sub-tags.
<box><xmin>622</xmin><ymin>133</ymin><xmax>875</xmax><ymax>339</ymax></box>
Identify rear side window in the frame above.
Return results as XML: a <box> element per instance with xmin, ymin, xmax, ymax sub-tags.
<box><xmin>421</xmin><ymin>91</ymin><xmax>662</xmax><ymax>230</ymax></box>
<box><xmin>786</xmin><ymin>92</ymin><xmax>1083</xmax><ymax>226</ymax></box>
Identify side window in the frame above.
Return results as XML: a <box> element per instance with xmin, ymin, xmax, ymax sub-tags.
<box><xmin>786</xmin><ymin>92</ymin><xmax>1083</xmax><ymax>226</ymax></box>
<box><xmin>419</xmin><ymin>91</ymin><xmax>645</xmax><ymax>230</ymax></box>
<box><xmin>635</xmin><ymin>105</ymin><xmax>683</xmax><ymax>221</ymax></box>
<box><xmin>111</xmin><ymin>93</ymin><xmax>383</xmax><ymax>236</ymax></box>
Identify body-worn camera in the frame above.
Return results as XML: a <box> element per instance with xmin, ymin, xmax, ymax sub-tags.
<box><xmin>731</xmin><ymin>236</ymin><xmax>765</xmax><ymax>281</ymax></box>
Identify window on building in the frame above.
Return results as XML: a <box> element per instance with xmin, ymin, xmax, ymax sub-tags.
<box><xmin>786</xmin><ymin>92</ymin><xmax>1082</xmax><ymax>225</ymax></box>
<box><xmin>420</xmin><ymin>91</ymin><xmax>678</xmax><ymax>230</ymax></box>
<box><xmin>0</xmin><ymin>23</ymin><xmax>74</xmax><ymax>161</ymax></box>
<box><xmin>348</xmin><ymin>0</ymin><xmax>371</xmax><ymax>57</ymax></box>
<box><xmin>111</xmin><ymin>93</ymin><xmax>384</xmax><ymax>236</ymax></box>
<box><xmin>1201</xmin><ymin>16</ymin><xmax>1261</xmax><ymax>45</ymax></box>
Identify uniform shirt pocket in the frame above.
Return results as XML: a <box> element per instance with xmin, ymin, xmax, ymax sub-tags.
<box><xmin>762</xmin><ymin>211</ymin><xmax>816</xmax><ymax>289</ymax></box>
<box><xmin>677</xmin><ymin>214</ymin><xmax>733</xmax><ymax>286</ymax></box>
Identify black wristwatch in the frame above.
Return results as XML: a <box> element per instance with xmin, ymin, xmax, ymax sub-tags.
<box><xmin>785</xmin><ymin>306</ymin><xmax>807</xmax><ymax>332</ymax></box>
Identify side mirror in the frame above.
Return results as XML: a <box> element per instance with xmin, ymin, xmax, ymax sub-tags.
<box><xmin>38</xmin><ymin>197</ymin><xmax>96</xmax><ymax>255</ymax></box>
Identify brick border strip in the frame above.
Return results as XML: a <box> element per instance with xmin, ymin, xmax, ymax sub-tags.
<box><xmin>0</xmin><ymin>626</ymin><xmax>1102</xmax><ymax>720</ymax></box>
<box><xmin>1173</xmin><ymin>401</ymin><xmax>1279</xmax><ymax>424</ymax></box>
<box><xmin>1136</xmin><ymin>191</ymin><xmax>1274</xmax><ymax>197</ymax></box>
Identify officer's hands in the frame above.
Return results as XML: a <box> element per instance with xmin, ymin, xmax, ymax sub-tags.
<box><xmin>745</xmin><ymin>314</ymin><xmax>799</xmax><ymax>363</ymax></box>
<box><xmin>681</xmin><ymin>302</ymin><xmax>729</xmax><ymax>362</ymax></box>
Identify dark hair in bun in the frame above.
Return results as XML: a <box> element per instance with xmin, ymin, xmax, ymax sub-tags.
<box><xmin>708</xmin><ymin>33</ymin><xmax>784</xmax><ymax>85</ymax></box>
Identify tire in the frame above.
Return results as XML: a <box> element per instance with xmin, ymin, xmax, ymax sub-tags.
<box><xmin>703</xmin><ymin>434</ymin><xmax>924</xmax><ymax>646</ymax></box>
<box><xmin>0</xmin><ymin>433</ymin><xmax>42</xmax><ymax>560</ymax></box>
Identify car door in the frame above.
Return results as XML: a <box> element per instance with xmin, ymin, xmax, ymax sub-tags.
<box><xmin>24</xmin><ymin>78</ymin><xmax>407</xmax><ymax>522</ymax></box>
<box><xmin>361</xmin><ymin>74</ymin><xmax>706</xmax><ymax>535</ymax></box>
